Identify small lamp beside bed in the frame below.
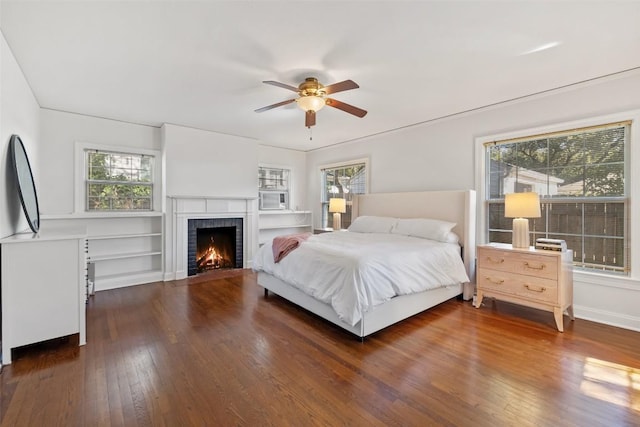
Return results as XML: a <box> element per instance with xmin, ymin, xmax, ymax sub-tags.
<box><xmin>505</xmin><ymin>192</ymin><xmax>541</xmax><ymax>249</ymax></box>
<box><xmin>329</xmin><ymin>198</ymin><xmax>347</xmax><ymax>230</ymax></box>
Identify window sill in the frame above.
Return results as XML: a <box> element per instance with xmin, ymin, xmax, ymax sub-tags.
<box><xmin>573</xmin><ymin>269</ymin><xmax>639</xmax><ymax>290</ymax></box>
<box><xmin>42</xmin><ymin>211</ymin><xmax>163</xmax><ymax>220</ymax></box>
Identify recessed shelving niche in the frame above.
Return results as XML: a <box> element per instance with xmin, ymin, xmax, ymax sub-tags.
<box><xmin>41</xmin><ymin>212</ymin><xmax>163</xmax><ymax>291</ymax></box>
<box><xmin>258</xmin><ymin>210</ymin><xmax>312</xmax><ymax>246</ymax></box>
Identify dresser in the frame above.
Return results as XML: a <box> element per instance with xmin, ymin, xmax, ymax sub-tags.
<box><xmin>1</xmin><ymin>227</ymin><xmax>87</xmax><ymax>364</ymax></box>
<box><xmin>475</xmin><ymin>243</ymin><xmax>574</xmax><ymax>331</ymax></box>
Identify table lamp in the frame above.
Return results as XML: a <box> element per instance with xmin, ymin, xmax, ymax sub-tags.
<box><xmin>329</xmin><ymin>198</ymin><xmax>346</xmax><ymax>230</ymax></box>
<box><xmin>505</xmin><ymin>192</ymin><xmax>541</xmax><ymax>248</ymax></box>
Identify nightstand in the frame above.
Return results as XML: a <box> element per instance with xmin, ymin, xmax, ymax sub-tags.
<box><xmin>314</xmin><ymin>228</ymin><xmax>334</xmax><ymax>234</ymax></box>
<box><xmin>475</xmin><ymin>243</ymin><xmax>574</xmax><ymax>332</ymax></box>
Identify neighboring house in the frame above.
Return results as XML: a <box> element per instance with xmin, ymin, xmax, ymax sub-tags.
<box><xmin>503</xmin><ymin>166</ymin><xmax>564</xmax><ymax>196</ymax></box>
<box><xmin>489</xmin><ymin>159</ymin><xmax>565</xmax><ymax>196</ymax></box>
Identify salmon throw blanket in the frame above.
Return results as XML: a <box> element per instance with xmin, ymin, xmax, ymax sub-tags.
<box><xmin>272</xmin><ymin>232</ymin><xmax>312</xmax><ymax>263</ymax></box>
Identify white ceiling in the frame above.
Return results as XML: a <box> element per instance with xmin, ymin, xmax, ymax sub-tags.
<box><xmin>2</xmin><ymin>1</ymin><xmax>640</xmax><ymax>151</ymax></box>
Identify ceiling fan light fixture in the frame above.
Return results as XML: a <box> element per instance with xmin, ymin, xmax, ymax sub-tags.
<box><xmin>297</xmin><ymin>95</ymin><xmax>326</xmax><ymax>112</ymax></box>
<box><xmin>256</xmin><ymin>78</ymin><xmax>366</xmax><ymax>128</ymax></box>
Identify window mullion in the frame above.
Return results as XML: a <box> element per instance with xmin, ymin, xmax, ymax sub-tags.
<box><xmin>485</xmin><ymin>122</ymin><xmax>628</xmax><ymax>274</ymax></box>
<box><xmin>86</xmin><ymin>149</ymin><xmax>153</xmax><ymax>211</ymax></box>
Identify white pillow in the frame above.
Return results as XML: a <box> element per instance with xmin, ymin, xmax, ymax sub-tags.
<box><xmin>392</xmin><ymin>218</ymin><xmax>457</xmax><ymax>242</ymax></box>
<box><xmin>444</xmin><ymin>231</ymin><xmax>460</xmax><ymax>244</ymax></box>
<box><xmin>348</xmin><ymin>216</ymin><xmax>397</xmax><ymax>233</ymax></box>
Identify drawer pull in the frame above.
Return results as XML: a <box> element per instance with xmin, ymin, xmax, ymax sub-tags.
<box><xmin>485</xmin><ymin>277</ymin><xmax>505</xmax><ymax>285</ymax></box>
<box><xmin>486</xmin><ymin>257</ymin><xmax>505</xmax><ymax>264</ymax></box>
<box><xmin>524</xmin><ymin>284</ymin><xmax>546</xmax><ymax>293</ymax></box>
<box><xmin>524</xmin><ymin>262</ymin><xmax>546</xmax><ymax>270</ymax></box>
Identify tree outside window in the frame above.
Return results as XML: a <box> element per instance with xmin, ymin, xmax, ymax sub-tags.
<box><xmin>321</xmin><ymin>163</ymin><xmax>366</xmax><ymax>229</ymax></box>
<box><xmin>86</xmin><ymin>150</ymin><xmax>153</xmax><ymax>211</ymax></box>
<box><xmin>486</xmin><ymin>122</ymin><xmax>629</xmax><ymax>273</ymax></box>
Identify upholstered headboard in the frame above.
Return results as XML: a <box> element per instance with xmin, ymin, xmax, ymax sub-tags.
<box><xmin>353</xmin><ymin>190</ymin><xmax>476</xmax><ymax>295</ymax></box>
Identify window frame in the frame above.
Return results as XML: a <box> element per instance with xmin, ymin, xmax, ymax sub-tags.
<box><xmin>486</xmin><ymin>122</ymin><xmax>629</xmax><ymax>273</ymax></box>
<box><xmin>318</xmin><ymin>158</ymin><xmax>369</xmax><ymax>229</ymax></box>
<box><xmin>75</xmin><ymin>142</ymin><xmax>162</xmax><ymax>214</ymax></box>
<box><xmin>258</xmin><ymin>164</ymin><xmax>292</xmax><ymax>210</ymax></box>
<box><xmin>475</xmin><ymin>110</ymin><xmax>640</xmax><ymax>281</ymax></box>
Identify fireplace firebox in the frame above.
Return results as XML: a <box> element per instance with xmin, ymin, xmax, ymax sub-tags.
<box><xmin>187</xmin><ymin>218</ymin><xmax>243</xmax><ymax>276</ymax></box>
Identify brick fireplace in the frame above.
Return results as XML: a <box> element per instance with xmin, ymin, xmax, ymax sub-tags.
<box><xmin>165</xmin><ymin>196</ymin><xmax>257</xmax><ymax>280</ymax></box>
<box><xmin>187</xmin><ymin>217</ymin><xmax>243</xmax><ymax>276</ymax></box>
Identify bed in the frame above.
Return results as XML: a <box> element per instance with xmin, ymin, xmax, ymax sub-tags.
<box><xmin>254</xmin><ymin>190</ymin><xmax>476</xmax><ymax>338</ymax></box>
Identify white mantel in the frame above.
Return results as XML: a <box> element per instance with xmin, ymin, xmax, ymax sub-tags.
<box><xmin>164</xmin><ymin>196</ymin><xmax>258</xmax><ymax>280</ymax></box>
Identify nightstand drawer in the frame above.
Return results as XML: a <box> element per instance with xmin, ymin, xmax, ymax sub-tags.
<box><xmin>477</xmin><ymin>247</ymin><xmax>510</xmax><ymax>270</ymax></box>
<box><xmin>509</xmin><ymin>252</ymin><xmax>558</xmax><ymax>280</ymax></box>
<box><xmin>477</xmin><ymin>247</ymin><xmax>558</xmax><ymax>281</ymax></box>
<box><xmin>478</xmin><ymin>268</ymin><xmax>558</xmax><ymax>304</ymax></box>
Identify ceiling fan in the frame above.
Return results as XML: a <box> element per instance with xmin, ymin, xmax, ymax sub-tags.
<box><xmin>255</xmin><ymin>77</ymin><xmax>367</xmax><ymax>128</ymax></box>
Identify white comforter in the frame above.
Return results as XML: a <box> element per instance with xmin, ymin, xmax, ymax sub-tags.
<box><xmin>252</xmin><ymin>231</ymin><xmax>469</xmax><ymax>326</ymax></box>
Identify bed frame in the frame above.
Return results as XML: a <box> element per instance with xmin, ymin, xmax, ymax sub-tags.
<box><xmin>258</xmin><ymin>190</ymin><xmax>476</xmax><ymax>338</ymax></box>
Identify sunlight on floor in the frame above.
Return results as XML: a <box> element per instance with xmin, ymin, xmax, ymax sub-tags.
<box><xmin>253</xmin><ymin>334</ymin><xmax>271</xmax><ymax>358</ymax></box>
<box><xmin>580</xmin><ymin>357</ymin><xmax>640</xmax><ymax>411</ymax></box>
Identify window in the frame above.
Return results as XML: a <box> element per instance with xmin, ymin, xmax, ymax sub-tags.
<box><xmin>85</xmin><ymin>149</ymin><xmax>153</xmax><ymax>211</ymax></box>
<box><xmin>320</xmin><ymin>160</ymin><xmax>367</xmax><ymax>229</ymax></box>
<box><xmin>258</xmin><ymin>166</ymin><xmax>290</xmax><ymax>209</ymax></box>
<box><xmin>485</xmin><ymin>121</ymin><xmax>629</xmax><ymax>274</ymax></box>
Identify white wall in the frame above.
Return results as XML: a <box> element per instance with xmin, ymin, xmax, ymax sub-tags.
<box><xmin>36</xmin><ymin>116</ymin><xmax>305</xmax><ymax>288</ymax></box>
<box><xmin>306</xmin><ymin>69</ymin><xmax>640</xmax><ymax>331</ymax></box>
<box><xmin>258</xmin><ymin>145</ymin><xmax>307</xmax><ymax>211</ymax></box>
<box><xmin>162</xmin><ymin>124</ymin><xmax>258</xmax><ymax>199</ymax></box>
<box><xmin>39</xmin><ymin>109</ymin><xmax>160</xmax><ymax>215</ymax></box>
<box><xmin>0</xmin><ymin>30</ymin><xmax>40</xmax><ymax>238</ymax></box>
<box><xmin>162</xmin><ymin>124</ymin><xmax>279</xmax><ymax>279</ymax></box>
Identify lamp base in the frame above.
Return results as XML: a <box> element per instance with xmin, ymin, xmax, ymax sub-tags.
<box><xmin>332</xmin><ymin>212</ymin><xmax>342</xmax><ymax>230</ymax></box>
<box><xmin>512</xmin><ymin>217</ymin><xmax>530</xmax><ymax>248</ymax></box>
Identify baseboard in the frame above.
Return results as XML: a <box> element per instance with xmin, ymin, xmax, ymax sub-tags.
<box><xmin>574</xmin><ymin>305</ymin><xmax>640</xmax><ymax>333</ymax></box>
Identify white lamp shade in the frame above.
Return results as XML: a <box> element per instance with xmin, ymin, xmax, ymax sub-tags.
<box><xmin>328</xmin><ymin>198</ymin><xmax>346</xmax><ymax>213</ymax></box>
<box><xmin>505</xmin><ymin>192</ymin><xmax>540</xmax><ymax>249</ymax></box>
<box><xmin>297</xmin><ymin>96</ymin><xmax>326</xmax><ymax>112</ymax></box>
<box><xmin>505</xmin><ymin>192</ymin><xmax>541</xmax><ymax>218</ymax></box>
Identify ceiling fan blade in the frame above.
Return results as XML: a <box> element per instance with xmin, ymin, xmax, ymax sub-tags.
<box><xmin>305</xmin><ymin>110</ymin><xmax>316</xmax><ymax>127</ymax></box>
<box><xmin>325</xmin><ymin>98</ymin><xmax>368</xmax><ymax>118</ymax></box>
<box><xmin>254</xmin><ymin>98</ymin><xmax>296</xmax><ymax>113</ymax></box>
<box><xmin>263</xmin><ymin>80</ymin><xmax>299</xmax><ymax>92</ymax></box>
<box><xmin>323</xmin><ymin>79</ymin><xmax>359</xmax><ymax>95</ymax></box>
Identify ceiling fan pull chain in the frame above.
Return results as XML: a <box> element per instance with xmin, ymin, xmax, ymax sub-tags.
<box><xmin>309</xmin><ymin>127</ymin><xmax>313</xmax><ymax>141</ymax></box>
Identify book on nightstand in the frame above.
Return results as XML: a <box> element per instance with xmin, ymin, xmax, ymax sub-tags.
<box><xmin>535</xmin><ymin>238</ymin><xmax>567</xmax><ymax>252</ymax></box>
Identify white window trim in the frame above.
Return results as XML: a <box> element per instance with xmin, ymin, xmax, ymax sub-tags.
<box><xmin>318</xmin><ymin>157</ymin><xmax>370</xmax><ymax>229</ymax></box>
<box><xmin>475</xmin><ymin>109</ymin><xmax>640</xmax><ymax>283</ymax></box>
<box><xmin>318</xmin><ymin>157</ymin><xmax>370</xmax><ymax>199</ymax></box>
<box><xmin>75</xmin><ymin>141</ymin><xmax>162</xmax><ymax>214</ymax></box>
<box><xmin>258</xmin><ymin>163</ymin><xmax>294</xmax><ymax>211</ymax></box>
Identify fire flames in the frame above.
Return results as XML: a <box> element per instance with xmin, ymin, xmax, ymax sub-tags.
<box><xmin>196</xmin><ymin>237</ymin><xmax>233</xmax><ymax>272</ymax></box>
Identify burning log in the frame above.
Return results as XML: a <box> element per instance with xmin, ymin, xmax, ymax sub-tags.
<box><xmin>196</xmin><ymin>240</ymin><xmax>233</xmax><ymax>272</ymax></box>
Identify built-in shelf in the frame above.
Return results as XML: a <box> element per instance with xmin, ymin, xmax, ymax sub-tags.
<box><xmin>89</xmin><ymin>251</ymin><xmax>163</xmax><ymax>262</ymax></box>
<box><xmin>259</xmin><ymin>224</ymin><xmax>312</xmax><ymax>231</ymax></box>
<box><xmin>97</xmin><ymin>269</ymin><xmax>162</xmax><ymax>280</ymax></box>
<box><xmin>95</xmin><ymin>269</ymin><xmax>164</xmax><ymax>291</ymax></box>
<box><xmin>258</xmin><ymin>210</ymin><xmax>311</xmax><ymax>215</ymax></box>
<box><xmin>89</xmin><ymin>232</ymin><xmax>162</xmax><ymax>241</ymax></box>
<box><xmin>42</xmin><ymin>212</ymin><xmax>163</xmax><ymax>220</ymax></box>
<box><xmin>258</xmin><ymin>210</ymin><xmax>312</xmax><ymax>245</ymax></box>
<box><xmin>41</xmin><ymin>215</ymin><xmax>163</xmax><ymax>291</ymax></box>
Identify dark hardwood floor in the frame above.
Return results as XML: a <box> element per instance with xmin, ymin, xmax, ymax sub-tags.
<box><xmin>1</xmin><ymin>269</ymin><xmax>639</xmax><ymax>426</ymax></box>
